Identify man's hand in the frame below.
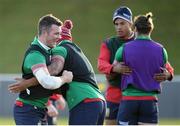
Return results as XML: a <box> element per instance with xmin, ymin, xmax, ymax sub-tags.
<box><xmin>47</xmin><ymin>104</ymin><xmax>59</xmax><ymax>117</ymax></box>
<box><xmin>8</xmin><ymin>78</ymin><xmax>26</xmax><ymax>93</ymax></box>
<box><xmin>106</xmin><ymin>73</ymin><xmax>119</xmax><ymax>80</ymax></box>
<box><xmin>61</xmin><ymin>70</ymin><xmax>73</xmax><ymax>83</ymax></box>
<box><xmin>154</xmin><ymin>67</ymin><xmax>171</xmax><ymax>83</ymax></box>
<box><xmin>112</xmin><ymin>61</ymin><xmax>132</xmax><ymax>75</ymax></box>
<box><xmin>8</xmin><ymin>77</ymin><xmax>38</xmax><ymax>93</ymax></box>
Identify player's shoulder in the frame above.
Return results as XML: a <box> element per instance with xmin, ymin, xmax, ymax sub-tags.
<box><xmin>52</xmin><ymin>45</ymin><xmax>67</xmax><ymax>54</ymax></box>
<box><xmin>26</xmin><ymin>50</ymin><xmax>44</xmax><ymax>60</ymax></box>
<box><xmin>54</xmin><ymin>45</ymin><xmax>67</xmax><ymax>50</ymax></box>
<box><xmin>151</xmin><ymin>39</ymin><xmax>164</xmax><ymax>48</ymax></box>
<box><xmin>51</xmin><ymin>45</ymin><xmax>67</xmax><ymax>58</ymax></box>
<box><xmin>26</xmin><ymin>43</ymin><xmax>48</xmax><ymax>55</ymax></box>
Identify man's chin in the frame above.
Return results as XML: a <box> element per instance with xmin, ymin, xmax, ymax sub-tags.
<box><xmin>52</xmin><ymin>44</ymin><xmax>56</xmax><ymax>48</ymax></box>
<box><xmin>118</xmin><ymin>34</ymin><xmax>125</xmax><ymax>38</ymax></box>
<box><xmin>49</xmin><ymin>44</ymin><xmax>56</xmax><ymax>48</ymax></box>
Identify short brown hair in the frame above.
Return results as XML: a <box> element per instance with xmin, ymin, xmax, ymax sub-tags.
<box><xmin>38</xmin><ymin>14</ymin><xmax>63</xmax><ymax>35</ymax></box>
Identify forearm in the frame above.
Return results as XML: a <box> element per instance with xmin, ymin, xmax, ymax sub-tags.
<box><xmin>48</xmin><ymin>55</ymin><xmax>64</xmax><ymax>75</ymax></box>
<box><xmin>8</xmin><ymin>77</ymin><xmax>39</xmax><ymax>93</ymax></box>
<box><xmin>111</xmin><ymin>60</ymin><xmax>132</xmax><ymax>75</ymax></box>
<box><xmin>24</xmin><ymin>77</ymin><xmax>39</xmax><ymax>88</ymax></box>
<box><xmin>19</xmin><ymin>56</ymin><xmax>65</xmax><ymax>89</ymax></box>
<box><xmin>165</xmin><ymin>62</ymin><xmax>174</xmax><ymax>81</ymax></box>
<box><xmin>98</xmin><ymin>59</ymin><xmax>113</xmax><ymax>74</ymax></box>
<box><xmin>111</xmin><ymin>61</ymin><xmax>120</xmax><ymax>73</ymax></box>
<box><xmin>20</xmin><ymin>65</ymin><xmax>61</xmax><ymax>89</ymax></box>
<box><xmin>34</xmin><ymin>68</ymin><xmax>63</xmax><ymax>89</ymax></box>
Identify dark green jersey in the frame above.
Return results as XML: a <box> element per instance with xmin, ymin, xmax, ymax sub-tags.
<box><xmin>52</xmin><ymin>40</ymin><xmax>105</xmax><ymax>110</ymax></box>
<box><xmin>18</xmin><ymin>37</ymin><xmax>52</xmax><ymax>108</ymax></box>
<box><xmin>105</xmin><ymin>36</ymin><xmax>134</xmax><ymax>87</ymax></box>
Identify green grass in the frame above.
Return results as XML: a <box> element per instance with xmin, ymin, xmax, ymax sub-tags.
<box><xmin>1</xmin><ymin>117</ymin><xmax>180</xmax><ymax>125</ymax></box>
<box><xmin>0</xmin><ymin>0</ymin><xmax>179</xmax><ymax>74</ymax></box>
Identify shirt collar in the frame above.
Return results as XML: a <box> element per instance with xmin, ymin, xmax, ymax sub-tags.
<box><xmin>37</xmin><ymin>37</ymin><xmax>51</xmax><ymax>51</ymax></box>
<box><xmin>136</xmin><ymin>35</ymin><xmax>151</xmax><ymax>40</ymax></box>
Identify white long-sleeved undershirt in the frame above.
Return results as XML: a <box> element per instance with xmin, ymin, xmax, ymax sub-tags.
<box><xmin>33</xmin><ymin>67</ymin><xmax>63</xmax><ymax>89</ymax></box>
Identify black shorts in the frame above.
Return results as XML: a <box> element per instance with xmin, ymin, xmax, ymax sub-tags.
<box><xmin>117</xmin><ymin>100</ymin><xmax>158</xmax><ymax>125</ymax></box>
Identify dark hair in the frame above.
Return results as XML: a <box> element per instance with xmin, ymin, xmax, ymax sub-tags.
<box><xmin>38</xmin><ymin>14</ymin><xmax>63</xmax><ymax>35</ymax></box>
<box><xmin>133</xmin><ymin>12</ymin><xmax>154</xmax><ymax>34</ymax></box>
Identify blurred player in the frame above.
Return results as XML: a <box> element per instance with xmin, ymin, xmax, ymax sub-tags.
<box><xmin>47</xmin><ymin>94</ymin><xmax>66</xmax><ymax>125</ymax></box>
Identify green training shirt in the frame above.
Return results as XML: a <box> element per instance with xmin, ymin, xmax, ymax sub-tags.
<box><xmin>52</xmin><ymin>40</ymin><xmax>105</xmax><ymax>110</ymax></box>
<box><xmin>17</xmin><ymin>37</ymin><xmax>51</xmax><ymax>108</ymax></box>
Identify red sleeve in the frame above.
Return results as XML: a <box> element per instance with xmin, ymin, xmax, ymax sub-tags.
<box><xmin>97</xmin><ymin>43</ymin><xmax>113</xmax><ymax>74</ymax></box>
<box><xmin>47</xmin><ymin>99</ymin><xmax>52</xmax><ymax>106</ymax></box>
<box><xmin>165</xmin><ymin>62</ymin><xmax>174</xmax><ymax>81</ymax></box>
<box><xmin>49</xmin><ymin>94</ymin><xmax>61</xmax><ymax>100</ymax></box>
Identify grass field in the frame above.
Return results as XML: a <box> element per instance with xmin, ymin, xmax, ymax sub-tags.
<box><xmin>0</xmin><ymin>0</ymin><xmax>179</xmax><ymax>74</ymax></box>
<box><xmin>1</xmin><ymin>117</ymin><xmax>180</xmax><ymax>125</ymax></box>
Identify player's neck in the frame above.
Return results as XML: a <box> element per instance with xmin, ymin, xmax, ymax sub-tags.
<box><xmin>38</xmin><ymin>35</ymin><xmax>47</xmax><ymax>45</ymax></box>
<box><xmin>122</xmin><ymin>31</ymin><xmax>134</xmax><ymax>40</ymax></box>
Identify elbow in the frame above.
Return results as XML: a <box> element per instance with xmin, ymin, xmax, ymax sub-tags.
<box><xmin>97</xmin><ymin>64</ymin><xmax>101</xmax><ymax>72</ymax></box>
<box><xmin>33</xmin><ymin>68</ymin><xmax>62</xmax><ymax>89</ymax></box>
<box><xmin>97</xmin><ymin>61</ymin><xmax>103</xmax><ymax>72</ymax></box>
<box><xmin>39</xmin><ymin>80</ymin><xmax>54</xmax><ymax>89</ymax></box>
<box><xmin>50</xmin><ymin>68</ymin><xmax>60</xmax><ymax>76</ymax></box>
<box><xmin>52</xmin><ymin>70</ymin><xmax>60</xmax><ymax>76</ymax></box>
<box><xmin>97</xmin><ymin>66</ymin><xmax>104</xmax><ymax>74</ymax></box>
<box><xmin>97</xmin><ymin>63</ymin><xmax>112</xmax><ymax>74</ymax></box>
<box><xmin>168</xmin><ymin>74</ymin><xmax>174</xmax><ymax>81</ymax></box>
